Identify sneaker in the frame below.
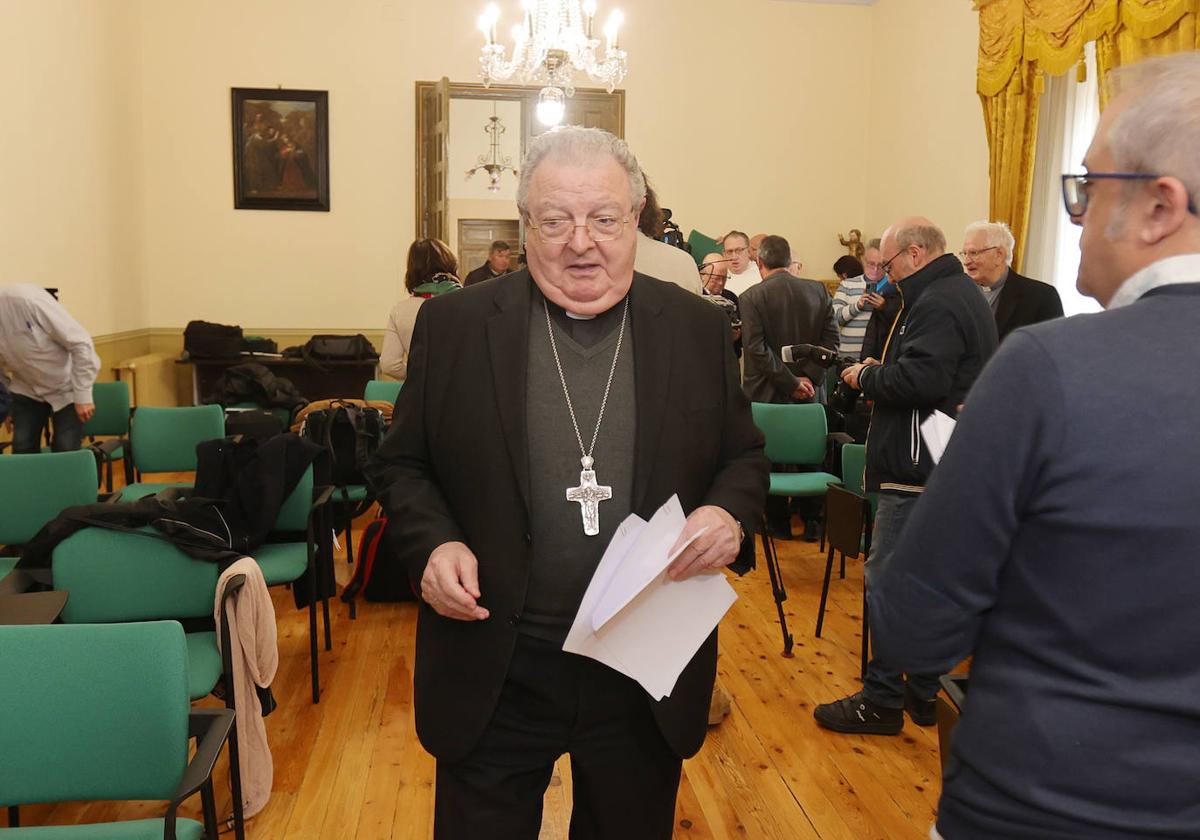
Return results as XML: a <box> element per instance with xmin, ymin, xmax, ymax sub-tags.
<box><xmin>904</xmin><ymin>684</ymin><xmax>938</xmax><ymax>727</ymax></box>
<box><xmin>813</xmin><ymin>690</ymin><xmax>903</xmax><ymax>735</ymax></box>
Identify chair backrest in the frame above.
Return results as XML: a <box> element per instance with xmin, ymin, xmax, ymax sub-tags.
<box><xmin>274</xmin><ymin>464</ymin><xmax>315</xmax><ymax>532</ymax></box>
<box><xmin>841</xmin><ymin>443</ymin><xmax>866</xmax><ymax>497</ymax></box>
<box><xmin>130</xmin><ymin>404</ymin><xmax>225</xmax><ymax>473</ymax></box>
<box><xmin>54</xmin><ymin>527</ymin><xmax>220</xmax><ymax>623</ymax></box>
<box><xmin>0</xmin><ymin>621</ymin><xmax>190</xmax><ymax>806</ymax></box>
<box><xmin>82</xmin><ymin>381</ymin><xmax>132</xmax><ymax>438</ymax></box>
<box><xmin>364</xmin><ymin>379</ymin><xmax>403</xmax><ymax>404</ymax></box>
<box><xmin>824</xmin><ymin>484</ymin><xmax>867</xmax><ymax>558</ymax></box>
<box><xmin>752</xmin><ymin>402</ymin><xmax>828</xmax><ymax>467</ymax></box>
<box><xmin>0</xmin><ymin>450</ymin><xmax>98</xmax><ymax>545</ymax></box>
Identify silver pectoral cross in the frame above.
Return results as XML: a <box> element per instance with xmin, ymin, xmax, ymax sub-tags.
<box><xmin>566</xmin><ymin>456</ymin><xmax>612</xmax><ymax>536</ymax></box>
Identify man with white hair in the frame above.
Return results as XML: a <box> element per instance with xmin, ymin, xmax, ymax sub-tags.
<box><xmin>871</xmin><ymin>53</ymin><xmax>1200</xmax><ymax>838</ymax></box>
<box><xmin>961</xmin><ymin>219</ymin><xmax>1063</xmax><ymax>342</ymax></box>
<box><xmin>369</xmin><ymin>126</ymin><xmax>768</xmax><ymax>839</ymax></box>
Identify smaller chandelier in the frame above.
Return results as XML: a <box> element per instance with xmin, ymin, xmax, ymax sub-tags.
<box><xmin>476</xmin><ymin>0</ymin><xmax>627</xmax><ymax>126</ymax></box>
<box><xmin>465</xmin><ymin>106</ymin><xmax>518</xmax><ymax>193</ymax></box>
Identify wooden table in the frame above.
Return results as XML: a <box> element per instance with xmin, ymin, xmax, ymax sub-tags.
<box><xmin>0</xmin><ymin>590</ymin><xmax>69</xmax><ymax>625</ymax></box>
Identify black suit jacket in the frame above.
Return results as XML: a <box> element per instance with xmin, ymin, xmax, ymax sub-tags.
<box><xmin>368</xmin><ymin>270</ymin><xmax>768</xmax><ymax>763</ymax></box>
<box><xmin>739</xmin><ymin>270</ymin><xmax>840</xmax><ymax>403</ymax></box>
<box><xmin>994</xmin><ymin>270</ymin><xmax>1064</xmax><ymax>342</ymax></box>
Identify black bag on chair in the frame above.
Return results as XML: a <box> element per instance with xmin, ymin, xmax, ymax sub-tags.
<box><xmin>225</xmin><ymin>409</ymin><xmax>285</xmax><ymax>442</ymax></box>
<box><xmin>300</xmin><ymin>402</ymin><xmax>384</xmax><ymax>486</ymax></box>
<box><xmin>183</xmin><ymin>321</ymin><xmax>244</xmax><ymax>359</ymax></box>
<box><xmin>302</xmin><ymin>334</ymin><xmax>379</xmax><ymax>362</ymax></box>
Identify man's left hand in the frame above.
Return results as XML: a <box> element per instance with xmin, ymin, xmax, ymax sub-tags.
<box><xmin>667</xmin><ymin>505</ymin><xmax>741</xmax><ymax>581</ymax></box>
<box><xmin>841</xmin><ymin>358</ymin><xmax>880</xmax><ymax>391</ymax></box>
<box><xmin>75</xmin><ymin>402</ymin><xmax>95</xmax><ymax>423</ymax></box>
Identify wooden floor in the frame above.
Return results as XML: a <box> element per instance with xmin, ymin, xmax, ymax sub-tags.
<box><xmin>18</xmin><ymin>492</ymin><xmax>943</xmax><ymax>839</ymax></box>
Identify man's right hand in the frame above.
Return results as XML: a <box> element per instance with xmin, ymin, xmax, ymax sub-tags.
<box><xmin>861</xmin><ymin>292</ymin><xmax>886</xmax><ymax>310</ymax></box>
<box><xmin>792</xmin><ymin>376</ymin><xmax>816</xmax><ymax>401</ymax></box>
<box><xmin>420</xmin><ymin>541</ymin><xmax>490</xmax><ymax>621</ymax></box>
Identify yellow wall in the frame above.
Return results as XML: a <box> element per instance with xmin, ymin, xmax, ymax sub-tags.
<box><xmin>5</xmin><ymin>0</ymin><xmax>988</xmax><ymax>339</ymax></box>
<box><xmin>1</xmin><ymin>0</ymin><xmax>144</xmax><ymax>338</ymax></box>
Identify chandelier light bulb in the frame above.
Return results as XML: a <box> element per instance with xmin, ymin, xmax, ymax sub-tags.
<box><xmin>603</xmin><ymin>8</ymin><xmax>623</xmax><ymax>49</ymax></box>
<box><xmin>583</xmin><ymin>0</ymin><xmax>597</xmax><ymax>17</ymax></box>
<box><xmin>511</xmin><ymin>23</ymin><xmax>526</xmax><ymax>44</ymax></box>
<box><xmin>536</xmin><ymin>87</ymin><xmax>566</xmax><ymax>126</ymax></box>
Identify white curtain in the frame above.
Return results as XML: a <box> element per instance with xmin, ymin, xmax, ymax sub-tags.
<box><xmin>1023</xmin><ymin>42</ymin><xmax>1102</xmax><ymax>316</ymax></box>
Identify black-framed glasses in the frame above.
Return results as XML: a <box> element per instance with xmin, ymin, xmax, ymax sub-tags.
<box><xmin>879</xmin><ymin>248</ymin><xmax>907</xmax><ymax>275</ymax></box>
<box><xmin>1061</xmin><ymin>172</ymin><xmax>1199</xmax><ymax>220</ymax></box>
<box><xmin>526</xmin><ymin>212</ymin><xmax>633</xmax><ymax>245</ymax></box>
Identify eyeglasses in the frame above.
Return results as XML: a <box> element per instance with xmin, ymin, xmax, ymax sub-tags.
<box><xmin>879</xmin><ymin>248</ymin><xmax>908</xmax><ymax>275</ymax></box>
<box><xmin>864</xmin><ymin>260</ymin><xmax>884</xmax><ymax>270</ymax></box>
<box><xmin>527</xmin><ymin>213</ymin><xmax>633</xmax><ymax>245</ymax></box>
<box><xmin>723</xmin><ymin>246</ymin><xmax>748</xmax><ymax>256</ymax></box>
<box><xmin>1061</xmin><ymin>172</ymin><xmax>1199</xmax><ymax>220</ymax></box>
<box><xmin>958</xmin><ymin>246</ymin><xmax>1000</xmax><ymax>262</ymax></box>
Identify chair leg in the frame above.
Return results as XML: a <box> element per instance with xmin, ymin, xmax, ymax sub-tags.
<box><xmin>200</xmin><ymin>778</ymin><xmax>218</xmax><ymax>840</ymax></box>
<box><xmin>323</xmin><ymin>596</ymin><xmax>332</xmax><ymax>651</ymax></box>
<box><xmin>759</xmin><ymin>512</ymin><xmax>794</xmax><ymax>657</ymax></box>
<box><xmin>225</xmin><ymin>721</ymin><xmax>247</xmax><ymax>840</ymax></box>
<box><xmin>815</xmin><ymin>545</ymin><xmax>836</xmax><ymax>638</ymax></box>
<box><xmin>839</xmin><ymin>550</ymin><xmax>846</xmax><ymax>579</ymax></box>
<box><xmin>861</xmin><ymin>579</ymin><xmax>870</xmax><ymax>680</ymax></box>
<box><xmin>7</xmin><ymin>806</ymin><xmax>18</xmax><ymax>827</ymax></box>
<box><xmin>818</xmin><ymin>496</ymin><xmax>828</xmax><ymax>553</ymax></box>
<box><xmin>344</xmin><ymin>513</ymin><xmax>355</xmax><ymax>565</ymax></box>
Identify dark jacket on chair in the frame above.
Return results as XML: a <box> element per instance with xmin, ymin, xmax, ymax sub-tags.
<box><xmin>994</xmin><ymin>269</ymin><xmax>1064</xmax><ymax>342</ymax></box>
<box><xmin>858</xmin><ymin>254</ymin><xmax>998</xmax><ymax>493</ymax></box>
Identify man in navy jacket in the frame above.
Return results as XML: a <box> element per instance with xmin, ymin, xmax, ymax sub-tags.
<box><xmin>872</xmin><ymin>52</ymin><xmax>1200</xmax><ymax>838</ymax></box>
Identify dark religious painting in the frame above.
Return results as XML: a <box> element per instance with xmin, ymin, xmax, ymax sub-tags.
<box><xmin>232</xmin><ymin>88</ymin><xmax>330</xmax><ymax>211</ymax></box>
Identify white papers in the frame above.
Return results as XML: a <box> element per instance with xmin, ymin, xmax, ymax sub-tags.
<box><xmin>920</xmin><ymin>410</ymin><xmax>958</xmax><ymax>464</ymax></box>
<box><xmin>563</xmin><ymin>494</ymin><xmax>738</xmax><ymax>700</ymax></box>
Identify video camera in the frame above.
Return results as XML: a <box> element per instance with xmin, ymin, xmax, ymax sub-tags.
<box><xmin>660</xmin><ymin>208</ymin><xmax>690</xmax><ymax>253</ymax></box>
<box><xmin>779</xmin><ymin>343</ymin><xmax>861</xmax><ymax>416</ymax></box>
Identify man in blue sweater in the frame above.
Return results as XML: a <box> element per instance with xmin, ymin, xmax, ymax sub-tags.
<box><xmin>871</xmin><ymin>52</ymin><xmax>1200</xmax><ymax>839</ymax></box>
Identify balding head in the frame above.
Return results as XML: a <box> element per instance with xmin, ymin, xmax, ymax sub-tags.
<box><xmin>700</xmin><ymin>251</ymin><xmax>730</xmax><ymax>293</ymax></box>
<box><xmin>749</xmin><ymin>233</ymin><xmax>767</xmax><ymax>262</ymax></box>
<box><xmin>879</xmin><ymin>216</ymin><xmax>946</xmax><ymax>283</ymax></box>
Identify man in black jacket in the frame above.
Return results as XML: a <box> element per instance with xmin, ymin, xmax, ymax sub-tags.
<box><xmin>368</xmin><ymin>126</ymin><xmax>767</xmax><ymax>839</ymax></box>
<box><xmin>813</xmin><ymin>216</ymin><xmax>997</xmax><ymax>735</ymax></box>
<box><xmin>962</xmin><ymin>220</ymin><xmax>1063</xmax><ymax>342</ymax></box>
<box><xmin>463</xmin><ymin>240</ymin><xmax>513</xmax><ymax>287</ymax></box>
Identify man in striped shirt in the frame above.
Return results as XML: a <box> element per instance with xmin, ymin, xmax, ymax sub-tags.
<box><xmin>832</xmin><ymin>237</ymin><xmax>887</xmax><ymax>359</ymax></box>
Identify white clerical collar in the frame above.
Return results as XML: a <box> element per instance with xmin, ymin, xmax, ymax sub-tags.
<box><xmin>1107</xmin><ymin>253</ymin><xmax>1200</xmax><ymax>309</ymax></box>
<box><xmin>565</xmin><ymin>310</ymin><xmax>596</xmax><ymax>320</ymax></box>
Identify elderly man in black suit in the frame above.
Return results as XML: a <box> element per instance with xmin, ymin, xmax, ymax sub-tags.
<box><xmin>961</xmin><ymin>220</ymin><xmax>1064</xmax><ymax>341</ymax></box>
<box><xmin>368</xmin><ymin>126</ymin><xmax>768</xmax><ymax>840</ymax></box>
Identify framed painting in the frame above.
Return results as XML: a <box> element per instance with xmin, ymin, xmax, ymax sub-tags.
<box><xmin>232</xmin><ymin>87</ymin><xmax>330</xmax><ymax>211</ymax></box>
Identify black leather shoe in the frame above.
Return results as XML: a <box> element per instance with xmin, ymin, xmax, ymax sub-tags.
<box><xmin>802</xmin><ymin>519</ymin><xmax>821</xmax><ymax>542</ymax></box>
<box><xmin>904</xmin><ymin>684</ymin><xmax>938</xmax><ymax>727</ymax></box>
<box><xmin>814</xmin><ymin>690</ymin><xmax>903</xmax><ymax>735</ymax></box>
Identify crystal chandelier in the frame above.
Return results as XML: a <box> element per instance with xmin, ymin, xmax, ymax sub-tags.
<box><xmin>476</xmin><ymin>0</ymin><xmax>627</xmax><ymax>126</ymax></box>
<box><xmin>465</xmin><ymin>105</ymin><xmax>518</xmax><ymax>192</ymax></box>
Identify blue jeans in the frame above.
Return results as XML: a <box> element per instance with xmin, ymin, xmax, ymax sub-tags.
<box><xmin>862</xmin><ymin>491</ymin><xmax>943</xmax><ymax>708</ymax></box>
<box><xmin>10</xmin><ymin>394</ymin><xmax>84</xmax><ymax>453</ymax></box>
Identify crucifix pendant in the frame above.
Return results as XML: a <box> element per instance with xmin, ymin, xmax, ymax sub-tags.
<box><xmin>566</xmin><ymin>455</ymin><xmax>612</xmax><ymax>536</ymax></box>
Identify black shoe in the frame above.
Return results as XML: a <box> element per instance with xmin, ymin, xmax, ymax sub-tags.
<box><xmin>767</xmin><ymin>520</ymin><xmax>793</xmax><ymax>540</ymax></box>
<box><xmin>802</xmin><ymin>519</ymin><xmax>821</xmax><ymax>542</ymax></box>
<box><xmin>814</xmin><ymin>690</ymin><xmax>903</xmax><ymax>735</ymax></box>
<box><xmin>904</xmin><ymin>684</ymin><xmax>938</xmax><ymax>727</ymax></box>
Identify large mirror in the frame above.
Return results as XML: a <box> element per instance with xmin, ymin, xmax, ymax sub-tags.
<box><xmin>415</xmin><ymin>79</ymin><xmax>624</xmax><ymax>274</ymax></box>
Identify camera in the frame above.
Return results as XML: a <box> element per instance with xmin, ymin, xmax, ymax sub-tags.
<box><xmin>660</xmin><ymin>208</ymin><xmax>690</xmax><ymax>253</ymax></box>
<box><xmin>704</xmin><ymin>292</ymin><xmax>741</xmax><ymax>330</ymax></box>
<box><xmin>780</xmin><ymin>343</ymin><xmax>860</xmax><ymax>416</ymax></box>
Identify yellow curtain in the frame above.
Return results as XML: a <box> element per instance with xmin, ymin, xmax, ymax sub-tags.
<box><xmin>975</xmin><ymin>0</ymin><xmax>1200</xmax><ymax>270</ymax></box>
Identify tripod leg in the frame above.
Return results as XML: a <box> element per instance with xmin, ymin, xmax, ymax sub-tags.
<box><xmin>760</xmin><ymin>512</ymin><xmax>794</xmax><ymax>657</ymax></box>
<box><xmin>815</xmin><ymin>546</ymin><xmax>835</xmax><ymax>638</ymax></box>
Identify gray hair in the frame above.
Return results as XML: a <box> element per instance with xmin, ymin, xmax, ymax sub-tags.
<box><xmin>1106</xmin><ymin>52</ymin><xmax>1200</xmax><ymax>214</ymax></box>
<box><xmin>757</xmin><ymin>235</ymin><xmax>791</xmax><ymax>270</ymax></box>
<box><xmin>894</xmin><ymin>223</ymin><xmax>946</xmax><ymax>257</ymax></box>
<box><xmin>866</xmin><ymin>237</ymin><xmax>881</xmax><ymax>251</ymax></box>
<box><xmin>516</xmin><ymin>126</ymin><xmax>647</xmax><ymax>215</ymax></box>
<box><xmin>964</xmin><ymin>220</ymin><xmax>1015</xmax><ymax>264</ymax></box>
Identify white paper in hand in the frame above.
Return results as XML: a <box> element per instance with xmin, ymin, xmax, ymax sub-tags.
<box><xmin>563</xmin><ymin>495</ymin><xmax>738</xmax><ymax>700</ymax></box>
<box><xmin>920</xmin><ymin>410</ymin><xmax>957</xmax><ymax>464</ymax></box>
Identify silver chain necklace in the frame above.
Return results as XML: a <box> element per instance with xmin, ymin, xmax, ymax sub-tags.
<box><xmin>543</xmin><ymin>295</ymin><xmax>629</xmax><ymax>536</ymax></box>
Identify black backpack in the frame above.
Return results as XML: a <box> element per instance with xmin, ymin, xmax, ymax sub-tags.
<box><xmin>303</xmin><ymin>334</ymin><xmax>378</xmax><ymax>362</ymax></box>
<box><xmin>224</xmin><ymin>409</ymin><xmax>285</xmax><ymax>442</ymax></box>
<box><xmin>300</xmin><ymin>402</ymin><xmax>384</xmax><ymax>486</ymax></box>
<box><xmin>341</xmin><ymin>516</ymin><xmax>417</xmax><ymax>616</ymax></box>
<box><xmin>184</xmin><ymin>321</ymin><xmax>244</xmax><ymax>359</ymax></box>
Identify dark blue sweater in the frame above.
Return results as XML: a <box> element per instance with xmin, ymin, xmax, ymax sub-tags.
<box><xmin>872</xmin><ymin>282</ymin><xmax>1200</xmax><ymax>838</ymax></box>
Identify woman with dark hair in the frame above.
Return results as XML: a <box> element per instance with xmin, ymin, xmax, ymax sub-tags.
<box><xmin>380</xmin><ymin>238</ymin><xmax>460</xmax><ymax>380</ymax></box>
<box><xmin>833</xmin><ymin>255</ymin><xmax>864</xmax><ymax>280</ymax></box>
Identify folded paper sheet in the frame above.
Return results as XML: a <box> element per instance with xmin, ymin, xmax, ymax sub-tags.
<box><xmin>563</xmin><ymin>494</ymin><xmax>738</xmax><ymax>700</ymax></box>
<box><xmin>920</xmin><ymin>410</ymin><xmax>957</xmax><ymax>465</ymax></box>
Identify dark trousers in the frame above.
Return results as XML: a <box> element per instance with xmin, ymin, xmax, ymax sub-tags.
<box><xmin>10</xmin><ymin>394</ymin><xmax>83</xmax><ymax>454</ymax></box>
<box><xmin>434</xmin><ymin>633</ymin><xmax>682</xmax><ymax>840</ymax></box>
<box><xmin>862</xmin><ymin>492</ymin><xmax>942</xmax><ymax>707</ymax></box>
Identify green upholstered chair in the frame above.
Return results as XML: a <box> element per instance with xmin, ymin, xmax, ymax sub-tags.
<box><xmin>751</xmin><ymin>402</ymin><xmax>842</xmax><ymax>656</ymax></box>
<box><xmin>0</xmin><ymin>450</ymin><xmax>98</xmax><ymax>548</ymax></box>
<box><xmin>82</xmin><ymin>381</ymin><xmax>133</xmax><ymax>493</ymax></box>
<box><xmin>363</xmin><ymin>379</ymin><xmax>402</xmax><ymax>405</ymax></box>
<box><xmin>0</xmin><ymin>621</ymin><xmax>234</xmax><ymax>839</ymax></box>
<box><xmin>685</xmin><ymin>229</ymin><xmax>724</xmax><ymax>265</ymax></box>
<box><xmin>256</xmin><ymin>463</ymin><xmax>335</xmax><ymax>703</ymax></box>
<box><xmin>120</xmin><ymin>405</ymin><xmax>225</xmax><ymax>501</ymax></box>
<box><xmin>52</xmin><ymin>528</ymin><xmax>247</xmax><ymax>838</ymax></box>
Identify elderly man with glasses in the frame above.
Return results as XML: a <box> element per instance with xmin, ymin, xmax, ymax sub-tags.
<box><xmin>960</xmin><ymin>220</ymin><xmax>1063</xmax><ymax>342</ymax></box>
<box><xmin>368</xmin><ymin>125</ymin><xmax>767</xmax><ymax>840</ymax></box>
<box><xmin>867</xmin><ymin>53</ymin><xmax>1200</xmax><ymax>839</ymax></box>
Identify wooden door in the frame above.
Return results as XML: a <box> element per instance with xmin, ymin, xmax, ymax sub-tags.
<box><xmin>523</xmin><ymin>88</ymin><xmax>624</xmax><ymax>147</ymax></box>
<box><xmin>416</xmin><ymin>77</ymin><xmax>450</xmax><ymax>241</ymax></box>
<box><xmin>458</xmin><ymin>219</ymin><xmax>521</xmax><ymax>278</ymax></box>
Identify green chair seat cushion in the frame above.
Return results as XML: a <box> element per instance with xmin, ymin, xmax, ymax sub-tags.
<box><xmin>117</xmin><ymin>483</ymin><xmax>191</xmax><ymax>502</ymax></box>
<box><xmin>0</xmin><ymin>557</ymin><xmax>16</xmax><ymax>582</ymax></box>
<box><xmin>335</xmin><ymin>485</ymin><xmax>369</xmax><ymax>503</ymax></box>
<box><xmin>255</xmin><ymin>542</ymin><xmax>308</xmax><ymax>586</ymax></box>
<box><xmin>185</xmin><ymin>631</ymin><xmax>221</xmax><ymax>701</ymax></box>
<box><xmin>1</xmin><ymin>818</ymin><xmax>205</xmax><ymax>839</ymax></box>
<box><xmin>768</xmin><ymin>472</ymin><xmax>841</xmax><ymax>497</ymax></box>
